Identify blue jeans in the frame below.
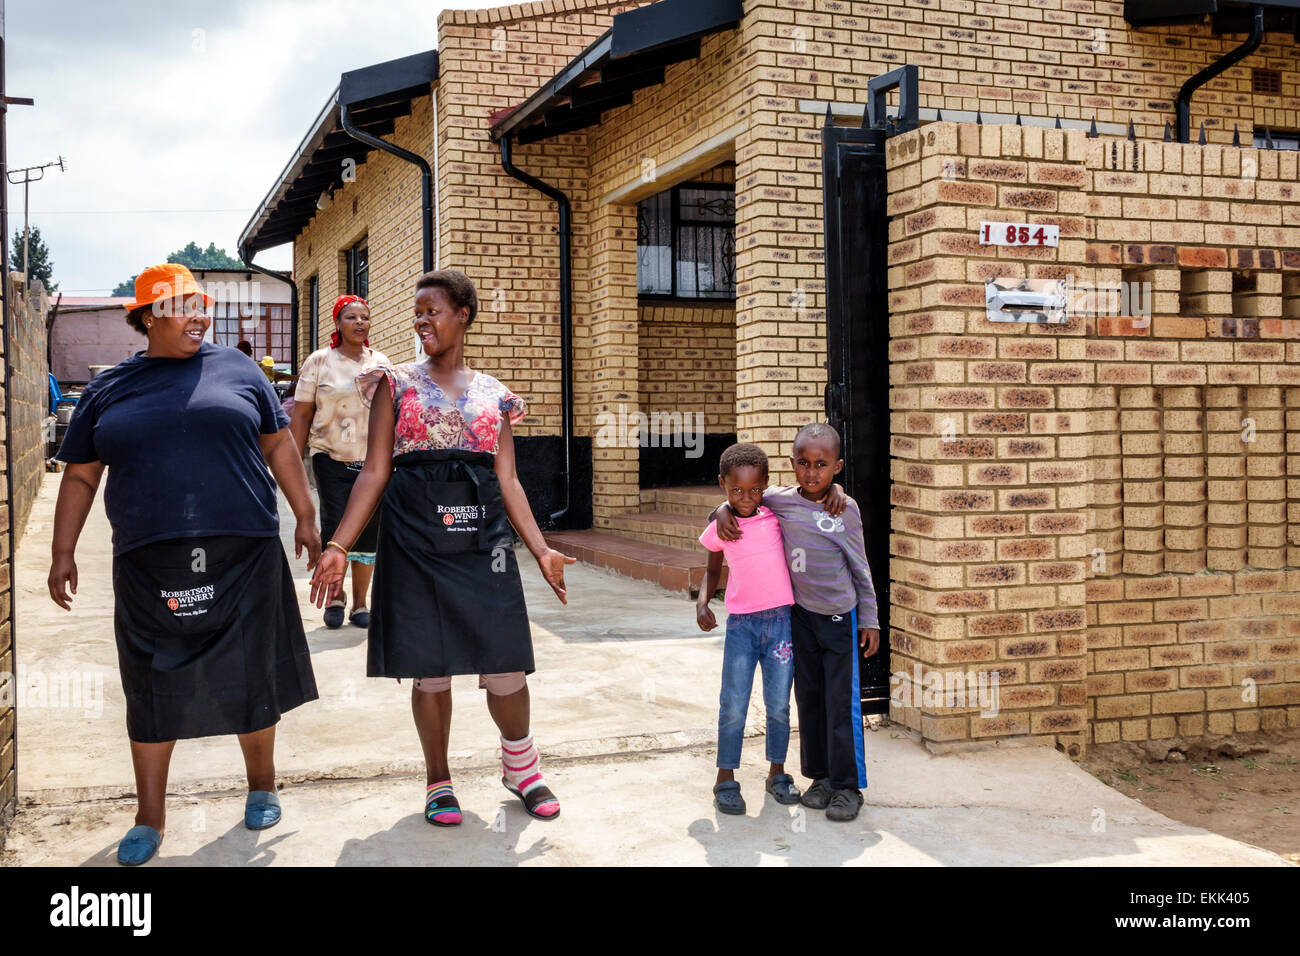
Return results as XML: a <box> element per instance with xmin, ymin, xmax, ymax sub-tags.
<box><xmin>716</xmin><ymin>605</ymin><xmax>794</xmax><ymax>769</ymax></box>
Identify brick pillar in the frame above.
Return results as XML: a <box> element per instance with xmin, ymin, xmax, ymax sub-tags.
<box><xmin>732</xmin><ymin>111</ymin><xmax>825</xmax><ymax>488</ymax></box>
<box><xmin>588</xmin><ymin>200</ymin><xmax>639</xmax><ymax>524</ymax></box>
<box><xmin>1245</xmin><ymin>386</ymin><xmax>1286</xmax><ymax>569</ymax></box>
<box><xmin>1206</xmin><ymin>386</ymin><xmax>1248</xmax><ymax>571</ymax></box>
<box><xmin>1162</xmin><ymin>386</ymin><xmax>1208</xmax><ymax>574</ymax></box>
<box><xmin>887</xmin><ymin>121</ymin><xmax>1090</xmax><ymax>756</ymax></box>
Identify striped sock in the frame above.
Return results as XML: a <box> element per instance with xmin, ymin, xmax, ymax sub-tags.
<box><xmin>425</xmin><ymin>780</ymin><xmax>461</xmax><ymax>825</ymax></box>
<box><xmin>501</xmin><ymin>734</ymin><xmax>560</xmax><ymax>817</ymax></box>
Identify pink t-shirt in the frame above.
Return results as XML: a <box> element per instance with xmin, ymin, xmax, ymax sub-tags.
<box><xmin>698</xmin><ymin>506</ymin><xmax>795</xmax><ymax>615</ymax></box>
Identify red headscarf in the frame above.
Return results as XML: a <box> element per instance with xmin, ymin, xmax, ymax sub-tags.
<box><xmin>330</xmin><ymin>294</ymin><xmax>370</xmax><ymax>348</ymax></box>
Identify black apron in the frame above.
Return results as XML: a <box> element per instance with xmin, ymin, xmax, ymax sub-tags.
<box><xmin>313</xmin><ymin>452</ymin><xmax>381</xmax><ymax>555</ymax></box>
<box><xmin>368</xmin><ymin>449</ymin><xmax>533</xmax><ymax>679</ymax></box>
<box><xmin>112</xmin><ymin>534</ymin><xmax>318</xmax><ymax>743</ymax></box>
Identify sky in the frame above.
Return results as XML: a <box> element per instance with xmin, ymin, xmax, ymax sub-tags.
<box><xmin>5</xmin><ymin>0</ymin><xmax>498</xmax><ymax>295</ymax></box>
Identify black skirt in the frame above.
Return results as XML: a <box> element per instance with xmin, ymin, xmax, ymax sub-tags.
<box><xmin>313</xmin><ymin>452</ymin><xmax>381</xmax><ymax>557</ymax></box>
<box><xmin>112</xmin><ymin>534</ymin><xmax>318</xmax><ymax>743</ymax></box>
<box><xmin>368</xmin><ymin>449</ymin><xmax>533</xmax><ymax>679</ymax></box>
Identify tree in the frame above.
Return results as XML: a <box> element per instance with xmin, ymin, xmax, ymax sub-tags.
<box><xmin>167</xmin><ymin>241</ymin><xmax>243</xmax><ymax>269</ymax></box>
<box><xmin>110</xmin><ymin>241</ymin><xmax>244</xmax><ymax>296</ymax></box>
<box><xmin>10</xmin><ymin>225</ymin><xmax>57</xmax><ymax>292</ymax></box>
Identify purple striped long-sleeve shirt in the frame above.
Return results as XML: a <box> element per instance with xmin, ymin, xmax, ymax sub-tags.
<box><xmin>758</xmin><ymin>486</ymin><xmax>880</xmax><ymax>630</ymax></box>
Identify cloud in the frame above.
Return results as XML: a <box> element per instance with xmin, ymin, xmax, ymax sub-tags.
<box><xmin>6</xmin><ymin>0</ymin><xmax>499</xmax><ymax>293</ymax></box>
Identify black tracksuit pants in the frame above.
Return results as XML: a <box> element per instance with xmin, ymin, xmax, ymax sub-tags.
<box><xmin>791</xmin><ymin>604</ymin><xmax>868</xmax><ymax>792</ymax></box>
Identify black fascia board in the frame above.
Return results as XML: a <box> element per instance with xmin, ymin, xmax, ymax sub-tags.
<box><xmin>599</xmin><ymin>38</ymin><xmax>702</xmax><ymax>82</ymax></box>
<box><xmin>339</xmin><ymin>49</ymin><xmax>438</xmax><ymax>109</ymax></box>
<box><xmin>608</xmin><ymin>0</ymin><xmax>742</xmax><ymax>59</ymax></box>
<box><xmin>1129</xmin><ymin>0</ymin><xmax>1300</xmax><ymax>25</ymax></box>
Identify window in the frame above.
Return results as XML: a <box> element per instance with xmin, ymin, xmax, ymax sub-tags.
<box><xmin>347</xmin><ymin>240</ymin><xmax>369</xmax><ymax>299</ymax></box>
<box><xmin>211</xmin><ymin>299</ymin><xmax>293</xmax><ymax>364</ymax></box>
<box><xmin>1252</xmin><ymin>127</ymin><xmax>1300</xmax><ymax>150</ymax></box>
<box><xmin>1252</xmin><ymin>68</ymin><xmax>1282</xmax><ymax>96</ymax></box>
<box><xmin>637</xmin><ymin>183</ymin><xmax>735</xmax><ymax>300</ymax></box>
<box><xmin>308</xmin><ymin>275</ymin><xmax>319</xmax><ymax>350</ymax></box>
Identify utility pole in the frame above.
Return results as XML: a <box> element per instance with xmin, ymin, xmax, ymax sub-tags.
<box><xmin>7</xmin><ymin>155</ymin><xmax>63</xmax><ymax>304</ymax></box>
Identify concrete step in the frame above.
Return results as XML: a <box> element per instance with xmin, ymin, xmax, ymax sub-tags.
<box><xmin>543</xmin><ymin>529</ymin><xmax>726</xmax><ymax>597</ymax></box>
<box><xmin>606</xmin><ymin>507</ymin><xmax>709</xmax><ymax>551</ymax></box>
<box><xmin>642</xmin><ymin>484</ymin><xmax>721</xmax><ymax>512</ymax></box>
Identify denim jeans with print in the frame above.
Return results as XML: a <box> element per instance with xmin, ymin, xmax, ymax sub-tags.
<box><xmin>716</xmin><ymin>605</ymin><xmax>795</xmax><ymax>769</ymax></box>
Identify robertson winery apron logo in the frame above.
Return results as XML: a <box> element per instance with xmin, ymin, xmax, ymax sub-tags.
<box><xmin>160</xmin><ymin>584</ymin><xmax>215</xmax><ymax>618</ymax></box>
<box><xmin>436</xmin><ymin>503</ymin><xmax>482</xmax><ymax>535</ymax></box>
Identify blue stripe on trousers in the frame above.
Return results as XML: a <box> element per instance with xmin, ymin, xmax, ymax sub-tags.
<box><xmin>849</xmin><ymin>608</ymin><xmax>868</xmax><ymax>789</ymax></box>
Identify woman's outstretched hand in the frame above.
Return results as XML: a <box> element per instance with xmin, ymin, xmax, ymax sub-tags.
<box><xmin>537</xmin><ymin>547</ymin><xmax>577</xmax><ymax>604</ymax></box>
<box><xmin>310</xmin><ymin>548</ymin><xmax>347</xmax><ymax>607</ymax></box>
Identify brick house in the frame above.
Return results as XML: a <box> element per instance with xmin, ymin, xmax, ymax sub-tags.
<box><xmin>239</xmin><ymin>0</ymin><xmax>1300</xmax><ymax>755</ymax></box>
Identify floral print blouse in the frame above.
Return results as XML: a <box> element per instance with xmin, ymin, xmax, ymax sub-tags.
<box><xmin>356</xmin><ymin>361</ymin><xmax>527</xmax><ymax>457</ymax></box>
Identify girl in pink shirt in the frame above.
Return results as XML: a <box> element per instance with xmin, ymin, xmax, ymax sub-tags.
<box><xmin>697</xmin><ymin>443</ymin><xmax>800</xmax><ymax>815</ymax></box>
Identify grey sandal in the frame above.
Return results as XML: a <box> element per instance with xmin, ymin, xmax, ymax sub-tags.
<box><xmin>713</xmin><ymin>780</ymin><xmax>746</xmax><ymax>815</ymax></box>
<box><xmin>765</xmin><ymin>773</ymin><xmax>802</xmax><ymax>805</ymax></box>
<box><xmin>800</xmin><ymin>778</ymin><xmax>833</xmax><ymax>810</ymax></box>
<box><xmin>826</xmin><ymin>788</ymin><xmax>864</xmax><ymax>822</ymax></box>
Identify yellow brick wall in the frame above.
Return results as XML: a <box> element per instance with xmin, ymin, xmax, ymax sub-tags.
<box><xmin>293</xmin><ymin>96</ymin><xmax>432</xmax><ymax>365</ymax></box>
<box><xmin>638</xmin><ymin>301</ymin><xmax>737</xmax><ymax>431</ymax></box>
<box><xmin>279</xmin><ymin>0</ymin><xmax>1300</xmax><ymax>745</ymax></box>
<box><xmin>436</xmin><ymin>0</ymin><xmax>646</xmax><ymax>448</ymax></box>
<box><xmin>886</xmin><ymin>120</ymin><xmax>1300</xmax><ymax>753</ymax></box>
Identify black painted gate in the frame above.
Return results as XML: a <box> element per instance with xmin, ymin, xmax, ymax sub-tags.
<box><xmin>822</xmin><ymin>66</ymin><xmax>917</xmax><ymax>714</ymax></box>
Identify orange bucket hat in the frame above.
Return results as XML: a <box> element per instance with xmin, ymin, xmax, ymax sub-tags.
<box><xmin>125</xmin><ymin>263</ymin><xmax>215</xmax><ymax>314</ymax></box>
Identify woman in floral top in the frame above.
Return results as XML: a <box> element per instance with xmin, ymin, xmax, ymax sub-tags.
<box><xmin>310</xmin><ymin>269</ymin><xmax>574</xmax><ymax>827</ymax></box>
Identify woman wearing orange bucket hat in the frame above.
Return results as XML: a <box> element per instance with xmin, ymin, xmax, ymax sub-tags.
<box><xmin>47</xmin><ymin>263</ymin><xmax>322</xmax><ymax>865</ymax></box>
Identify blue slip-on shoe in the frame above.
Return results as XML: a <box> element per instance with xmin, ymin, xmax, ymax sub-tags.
<box><xmin>117</xmin><ymin>825</ymin><xmax>163</xmax><ymax>866</ymax></box>
<box><xmin>323</xmin><ymin>602</ymin><xmax>346</xmax><ymax>629</ymax></box>
<box><xmin>765</xmin><ymin>773</ymin><xmax>802</xmax><ymax>805</ymax></box>
<box><xmin>349</xmin><ymin>607</ymin><xmax>370</xmax><ymax>628</ymax></box>
<box><xmin>244</xmin><ymin>790</ymin><xmax>282</xmax><ymax>830</ymax></box>
<box><xmin>713</xmin><ymin>780</ymin><xmax>746</xmax><ymax>815</ymax></box>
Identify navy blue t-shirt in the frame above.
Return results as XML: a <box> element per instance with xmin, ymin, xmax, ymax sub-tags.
<box><xmin>57</xmin><ymin>342</ymin><xmax>290</xmax><ymax>555</ymax></box>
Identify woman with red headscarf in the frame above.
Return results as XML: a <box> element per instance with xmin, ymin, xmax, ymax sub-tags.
<box><xmin>289</xmin><ymin>295</ymin><xmax>390</xmax><ymax>628</ymax></box>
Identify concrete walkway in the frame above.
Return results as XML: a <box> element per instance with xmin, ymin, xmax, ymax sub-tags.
<box><xmin>2</xmin><ymin>472</ymin><xmax>1287</xmax><ymax>866</ymax></box>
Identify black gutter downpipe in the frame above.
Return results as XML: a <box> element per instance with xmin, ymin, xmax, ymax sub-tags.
<box><xmin>238</xmin><ymin>246</ymin><xmax>300</xmax><ymax>373</ymax></box>
<box><xmin>499</xmin><ymin>132</ymin><xmax>573</xmax><ymax>526</ymax></box>
<box><xmin>1176</xmin><ymin>4</ymin><xmax>1264</xmax><ymax>144</ymax></box>
<box><xmin>340</xmin><ymin>102</ymin><xmax>433</xmax><ymax>273</ymax></box>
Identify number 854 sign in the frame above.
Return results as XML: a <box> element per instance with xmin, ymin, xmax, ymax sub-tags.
<box><xmin>980</xmin><ymin>222</ymin><xmax>1059</xmax><ymax>247</ymax></box>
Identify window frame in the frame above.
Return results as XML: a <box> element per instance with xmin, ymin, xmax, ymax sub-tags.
<box><xmin>636</xmin><ymin>180</ymin><xmax>736</xmax><ymax>303</ymax></box>
<box><xmin>346</xmin><ymin>239</ymin><xmax>369</xmax><ymax>299</ymax></box>
<box><xmin>307</xmin><ymin>274</ymin><xmax>319</xmax><ymax>351</ymax></box>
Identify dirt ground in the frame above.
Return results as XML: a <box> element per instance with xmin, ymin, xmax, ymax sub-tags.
<box><xmin>1084</xmin><ymin>728</ymin><xmax>1300</xmax><ymax>862</ymax></box>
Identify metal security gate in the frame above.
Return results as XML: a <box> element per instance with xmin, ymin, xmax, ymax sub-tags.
<box><xmin>822</xmin><ymin>66</ymin><xmax>917</xmax><ymax>714</ymax></box>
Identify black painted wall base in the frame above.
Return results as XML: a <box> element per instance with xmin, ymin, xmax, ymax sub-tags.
<box><xmin>639</xmin><ymin>433</ymin><xmax>736</xmax><ymax>489</ymax></box>
<box><xmin>513</xmin><ymin>435</ymin><xmax>593</xmax><ymax>531</ymax></box>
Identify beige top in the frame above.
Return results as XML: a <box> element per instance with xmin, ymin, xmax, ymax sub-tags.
<box><xmin>296</xmin><ymin>345</ymin><xmax>391</xmax><ymax>462</ymax></box>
